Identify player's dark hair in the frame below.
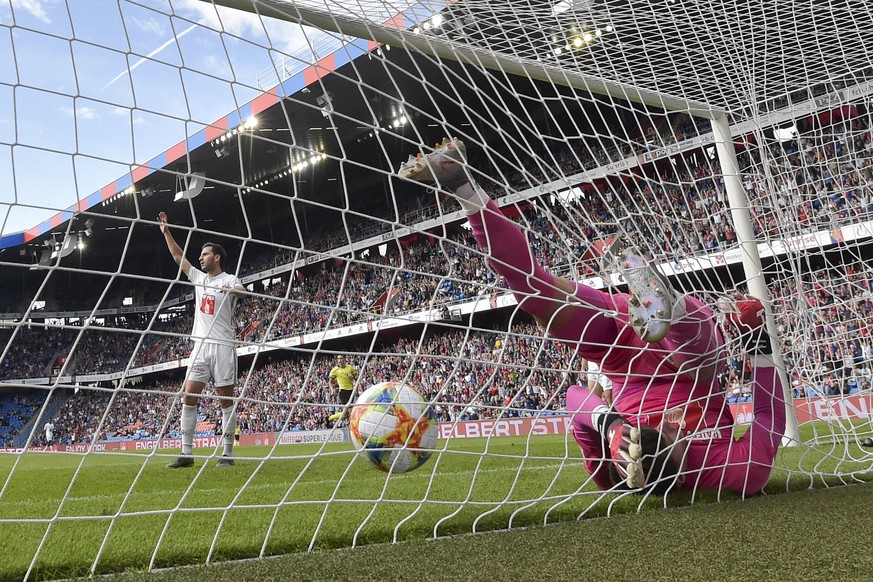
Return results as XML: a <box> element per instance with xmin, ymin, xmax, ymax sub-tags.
<box><xmin>608</xmin><ymin>425</ymin><xmax>682</xmax><ymax>496</ymax></box>
<box><xmin>202</xmin><ymin>242</ymin><xmax>228</xmax><ymax>267</ymax></box>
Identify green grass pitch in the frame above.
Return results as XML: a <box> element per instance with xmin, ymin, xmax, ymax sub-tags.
<box><xmin>1</xmin><ymin>422</ymin><xmax>872</xmax><ymax>581</ymax></box>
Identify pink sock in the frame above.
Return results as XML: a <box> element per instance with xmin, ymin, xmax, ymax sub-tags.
<box><xmin>467</xmin><ymin>200</ymin><xmax>619</xmax><ymax>349</ymax></box>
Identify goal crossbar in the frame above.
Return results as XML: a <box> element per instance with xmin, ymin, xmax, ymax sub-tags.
<box><xmin>204</xmin><ymin>0</ymin><xmax>723</xmax><ymax>118</ymax></box>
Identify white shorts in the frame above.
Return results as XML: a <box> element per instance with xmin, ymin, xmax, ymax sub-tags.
<box><xmin>187</xmin><ymin>342</ymin><xmax>237</xmax><ymax>386</ymax></box>
<box><xmin>587</xmin><ymin>360</ymin><xmax>613</xmax><ymax>392</ymax></box>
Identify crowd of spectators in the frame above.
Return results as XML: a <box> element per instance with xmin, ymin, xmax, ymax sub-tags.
<box><xmin>0</xmin><ymin>318</ymin><xmax>192</xmax><ymax>381</ymax></box>
<box><xmin>0</xmin><ymin>393</ymin><xmax>43</xmax><ymax>447</ymax></box>
<box><xmin>35</xmin><ymin>324</ymin><xmax>574</xmax><ymax>445</ymax></box>
<box><xmin>19</xmin><ymin>238</ymin><xmax>873</xmax><ymax>446</ymax></box>
<box><xmin>3</xmin><ymin>98</ymin><xmax>873</xmax><ymax>445</ymax></box>
<box><xmin>0</xmin><ymin>327</ymin><xmax>80</xmax><ymax>379</ymax></box>
<box><xmin>774</xmin><ymin>261</ymin><xmax>873</xmax><ymax>398</ymax></box>
<box><xmin>40</xmin><ymin>382</ymin><xmax>181</xmax><ymax>446</ymax></box>
<box><xmin>14</xmin><ymin>241</ymin><xmax>873</xmax><ymax>447</ymax></box>
<box><xmin>10</xmin><ymin>262</ymin><xmax>873</xmax><ymax>444</ymax></box>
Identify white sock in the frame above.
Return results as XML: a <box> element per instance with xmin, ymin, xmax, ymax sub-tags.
<box><xmin>589</xmin><ymin>404</ymin><xmax>621</xmax><ymax>437</ymax></box>
<box><xmin>180</xmin><ymin>404</ymin><xmax>197</xmax><ymax>456</ymax></box>
<box><xmin>454</xmin><ymin>181</ymin><xmax>491</xmax><ymax>214</ymax></box>
<box><xmin>221</xmin><ymin>405</ymin><xmax>237</xmax><ymax>457</ymax></box>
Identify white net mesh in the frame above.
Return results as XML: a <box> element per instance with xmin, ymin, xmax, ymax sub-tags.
<box><xmin>1</xmin><ymin>0</ymin><xmax>873</xmax><ymax>578</ymax></box>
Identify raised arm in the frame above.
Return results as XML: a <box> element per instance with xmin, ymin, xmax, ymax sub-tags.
<box><xmin>158</xmin><ymin>211</ymin><xmax>193</xmax><ymax>276</ymax></box>
<box><xmin>690</xmin><ymin>354</ymin><xmax>787</xmax><ymax>496</ymax></box>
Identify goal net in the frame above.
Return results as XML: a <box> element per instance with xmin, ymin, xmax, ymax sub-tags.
<box><xmin>1</xmin><ymin>0</ymin><xmax>872</xmax><ymax>577</ymax></box>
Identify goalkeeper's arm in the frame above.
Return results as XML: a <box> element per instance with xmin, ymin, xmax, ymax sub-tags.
<box><xmin>698</xmin><ymin>355</ymin><xmax>786</xmax><ymax>495</ymax></box>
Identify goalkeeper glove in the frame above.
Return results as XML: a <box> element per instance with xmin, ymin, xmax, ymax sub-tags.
<box><xmin>592</xmin><ymin>405</ymin><xmax>645</xmax><ymax>489</ymax></box>
<box><xmin>607</xmin><ymin>421</ymin><xmax>646</xmax><ymax>489</ymax></box>
<box><xmin>719</xmin><ymin>294</ymin><xmax>772</xmax><ymax>355</ymax></box>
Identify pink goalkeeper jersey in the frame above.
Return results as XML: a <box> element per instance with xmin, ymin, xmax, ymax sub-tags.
<box><xmin>465</xmin><ymin>199</ymin><xmax>783</xmax><ymax>495</ymax></box>
<box><xmin>566</xmin><ymin>363</ymin><xmax>785</xmax><ymax>495</ymax></box>
<box><xmin>564</xmin><ymin>287</ymin><xmax>783</xmax><ymax>495</ymax></box>
<box><xmin>574</xmin><ymin>284</ymin><xmax>735</xmax><ymax>439</ymax></box>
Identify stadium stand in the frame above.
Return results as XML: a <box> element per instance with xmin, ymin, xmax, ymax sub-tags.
<box><xmin>0</xmin><ymin>394</ymin><xmax>43</xmax><ymax>447</ymax></box>
<box><xmin>26</xmin><ymin>324</ymin><xmax>568</xmax><ymax>445</ymax></box>
<box><xmin>2</xmin><ymin>98</ymin><xmax>873</xmax><ymax>446</ymax></box>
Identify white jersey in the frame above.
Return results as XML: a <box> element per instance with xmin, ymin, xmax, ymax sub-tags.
<box><xmin>187</xmin><ymin>268</ymin><xmax>240</xmax><ymax>346</ymax></box>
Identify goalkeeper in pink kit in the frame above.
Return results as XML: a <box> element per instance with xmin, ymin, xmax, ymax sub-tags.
<box><xmin>399</xmin><ymin>139</ymin><xmax>786</xmax><ymax>496</ymax></box>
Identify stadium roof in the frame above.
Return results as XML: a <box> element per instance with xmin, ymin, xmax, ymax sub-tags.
<box><xmin>0</xmin><ymin>37</ymin><xmax>377</xmax><ymax>252</ymax></box>
<box><xmin>7</xmin><ymin>0</ymin><xmax>868</xmax><ymax>252</ymax></box>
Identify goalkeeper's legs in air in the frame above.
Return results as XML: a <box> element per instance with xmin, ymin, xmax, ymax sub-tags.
<box><xmin>399</xmin><ymin>139</ymin><xmax>782</xmax><ymax>495</ymax></box>
<box><xmin>397</xmin><ymin>138</ymin><xmax>720</xmax><ymax>372</ymax></box>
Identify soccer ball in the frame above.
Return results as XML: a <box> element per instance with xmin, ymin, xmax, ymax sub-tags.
<box><xmin>349</xmin><ymin>381</ymin><xmax>438</xmax><ymax>473</ymax></box>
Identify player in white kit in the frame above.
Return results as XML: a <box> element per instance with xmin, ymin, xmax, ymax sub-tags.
<box><xmin>159</xmin><ymin>211</ymin><xmax>245</xmax><ymax>468</ymax></box>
